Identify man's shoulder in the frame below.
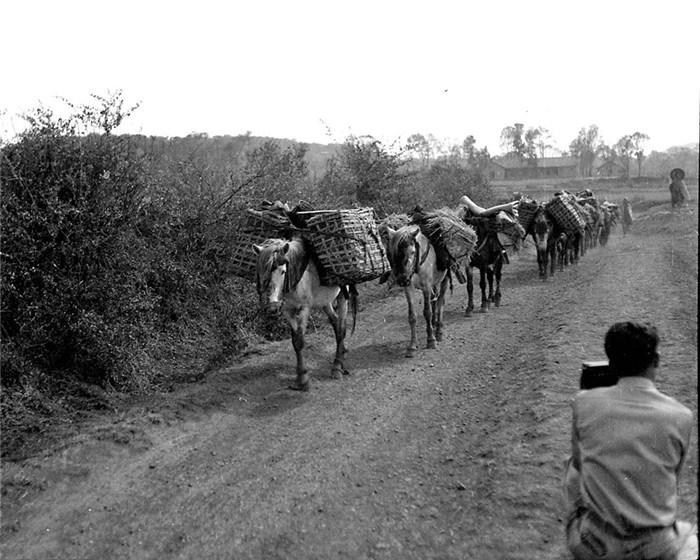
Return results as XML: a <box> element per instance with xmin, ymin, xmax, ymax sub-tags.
<box><xmin>653</xmin><ymin>389</ymin><xmax>694</xmax><ymax>420</ymax></box>
<box><xmin>575</xmin><ymin>383</ymin><xmax>693</xmax><ymax>421</ymax></box>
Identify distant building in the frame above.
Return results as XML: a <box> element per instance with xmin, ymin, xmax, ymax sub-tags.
<box><xmin>594</xmin><ymin>159</ymin><xmax>626</xmax><ymax>178</ymax></box>
<box><xmin>486</xmin><ymin>156</ymin><xmax>580</xmax><ymax>180</ymax></box>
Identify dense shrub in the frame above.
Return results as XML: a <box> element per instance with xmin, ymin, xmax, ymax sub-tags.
<box><xmin>0</xmin><ymin>93</ymin><xmax>494</xmax><ymax>459</ymax></box>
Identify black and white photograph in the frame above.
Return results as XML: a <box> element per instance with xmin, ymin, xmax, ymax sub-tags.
<box><xmin>1</xmin><ymin>1</ymin><xmax>697</xmax><ymax>558</ymax></box>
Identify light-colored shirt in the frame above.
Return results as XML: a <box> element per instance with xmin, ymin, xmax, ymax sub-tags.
<box><xmin>571</xmin><ymin>376</ymin><xmax>694</xmax><ymax>537</ymax></box>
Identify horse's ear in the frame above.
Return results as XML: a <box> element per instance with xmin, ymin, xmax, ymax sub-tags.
<box><xmin>408</xmin><ymin>225</ymin><xmax>421</xmax><ymax>239</ymax></box>
<box><xmin>253</xmin><ymin>244</ymin><xmax>263</xmax><ymax>254</ymax></box>
<box><xmin>382</xmin><ymin>226</ymin><xmax>396</xmax><ymax>242</ymax></box>
<box><xmin>282</xmin><ymin>242</ymin><xmax>290</xmax><ymax>254</ymax></box>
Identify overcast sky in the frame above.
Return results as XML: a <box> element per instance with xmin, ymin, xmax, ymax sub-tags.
<box><xmin>2</xmin><ymin>0</ymin><xmax>698</xmax><ymax>155</ymax></box>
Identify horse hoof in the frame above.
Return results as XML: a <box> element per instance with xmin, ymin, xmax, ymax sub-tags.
<box><xmin>435</xmin><ymin>333</ymin><xmax>443</xmax><ymax>342</ymax></box>
<box><xmin>465</xmin><ymin>309</ymin><xmax>473</xmax><ymax>317</ymax></box>
<box><xmin>405</xmin><ymin>348</ymin><xmax>417</xmax><ymax>358</ymax></box>
<box><xmin>331</xmin><ymin>369</ymin><xmax>343</xmax><ymax>380</ymax></box>
<box><xmin>479</xmin><ymin>307</ymin><xmax>488</xmax><ymax>314</ymax></box>
<box><xmin>289</xmin><ymin>381</ymin><xmax>310</xmax><ymax>392</ymax></box>
<box><xmin>494</xmin><ymin>301</ymin><xmax>501</xmax><ymax>308</ymax></box>
<box><xmin>427</xmin><ymin>341</ymin><xmax>437</xmax><ymax>350</ymax></box>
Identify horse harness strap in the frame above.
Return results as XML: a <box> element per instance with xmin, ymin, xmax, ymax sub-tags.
<box><xmin>413</xmin><ymin>239</ymin><xmax>432</xmax><ymax>275</ymax></box>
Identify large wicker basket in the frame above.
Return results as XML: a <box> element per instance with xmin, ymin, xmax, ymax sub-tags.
<box><xmin>304</xmin><ymin>208</ymin><xmax>390</xmax><ymax>285</ymax></box>
<box><xmin>516</xmin><ymin>198</ymin><xmax>539</xmax><ymax>232</ymax></box>
<box><xmin>230</xmin><ymin>209</ymin><xmax>293</xmax><ymax>280</ymax></box>
<box><xmin>545</xmin><ymin>193</ymin><xmax>586</xmax><ymax>233</ymax></box>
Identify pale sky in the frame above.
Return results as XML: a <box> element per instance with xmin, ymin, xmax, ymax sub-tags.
<box><xmin>2</xmin><ymin>0</ymin><xmax>698</xmax><ymax>155</ymax></box>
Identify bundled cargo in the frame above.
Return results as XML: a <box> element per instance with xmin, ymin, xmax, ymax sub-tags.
<box><xmin>412</xmin><ymin>207</ymin><xmax>477</xmax><ymax>271</ymax></box>
<box><xmin>545</xmin><ymin>191</ymin><xmax>587</xmax><ymax>233</ymax></box>
<box><xmin>578</xmin><ymin>203</ymin><xmax>598</xmax><ymax>228</ymax></box>
<box><xmin>516</xmin><ymin>196</ymin><xmax>539</xmax><ymax>233</ymax></box>
<box><xmin>303</xmin><ymin>207</ymin><xmax>390</xmax><ymax>285</ymax></box>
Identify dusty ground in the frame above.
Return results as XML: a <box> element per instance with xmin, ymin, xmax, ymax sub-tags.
<box><xmin>1</xmin><ymin>202</ymin><xmax>697</xmax><ymax>560</ymax></box>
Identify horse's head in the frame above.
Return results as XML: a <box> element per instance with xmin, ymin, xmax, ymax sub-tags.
<box><xmin>253</xmin><ymin>239</ymin><xmax>289</xmax><ymax>310</ymax></box>
<box><xmin>253</xmin><ymin>237</ymin><xmax>309</xmax><ymax>310</ymax></box>
<box><xmin>532</xmin><ymin>206</ymin><xmax>553</xmax><ymax>251</ymax></box>
<box><xmin>386</xmin><ymin>225</ymin><xmax>421</xmax><ymax>288</ymax></box>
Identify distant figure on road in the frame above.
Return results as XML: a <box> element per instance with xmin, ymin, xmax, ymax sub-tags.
<box><xmin>669</xmin><ymin>168</ymin><xmax>690</xmax><ymax>212</ymax></box>
<box><xmin>621</xmin><ymin>198</ymin><xmax>633</xmax><ymax>236</ymax></box>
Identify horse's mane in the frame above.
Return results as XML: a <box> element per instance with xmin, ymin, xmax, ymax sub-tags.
<box><xmin>256</xmin><ymin>237</ymin><xmax>309</xmax><ymax>293</ymax></box>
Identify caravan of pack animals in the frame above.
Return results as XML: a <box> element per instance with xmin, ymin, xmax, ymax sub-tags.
<box><xmin>234</xmin><ymin>189</ymin><xmax>627</xmax><ymax>391</ymax></box>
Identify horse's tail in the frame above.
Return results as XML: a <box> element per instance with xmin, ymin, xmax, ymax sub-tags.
<box><xmin>342</xmin><ymin>284</ymin><xmax>359</xmax><ymax>335</ymax></box>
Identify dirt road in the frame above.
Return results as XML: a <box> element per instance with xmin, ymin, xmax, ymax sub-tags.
<box><xmin>2</xmin><ymin>204</ymin><xmax>697</xmax><ymax>560</ymax></box>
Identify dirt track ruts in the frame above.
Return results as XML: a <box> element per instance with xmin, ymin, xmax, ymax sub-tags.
<box><xmin>1</xmin><ymin>207</ymin><xmax>697</xmax><ymax>560</ymax></box>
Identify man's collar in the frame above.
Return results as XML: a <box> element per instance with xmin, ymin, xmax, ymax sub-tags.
<box><xmin>616</xmin><ymin>376</ymin><xmax>655</xmax><ymax>389</ymax></box>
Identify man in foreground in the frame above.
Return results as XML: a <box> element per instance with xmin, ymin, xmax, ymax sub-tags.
<box><xmin>564</xmin><ymin>321</ymin><xmax>697</xmax><ymax>560</ymax></box>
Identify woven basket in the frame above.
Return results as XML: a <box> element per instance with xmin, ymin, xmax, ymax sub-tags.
<box><xmin>304</xmin><ymin>208</ymin><xmax>390</xmax><ymax>284</ymax></box>
<box><xmin>230</xmin><ymin>209</ymin><xmax>293</xmax><ymax>279</ymax></box>
<box><xmin>516</xmin><ymin>198</ymin><xmax>539</xmax><ymax>232</ymax></box>
<box><xmin>545</xmin><ymin>194</ymin><xmax>586</xmax><ymax>233</ymax></box>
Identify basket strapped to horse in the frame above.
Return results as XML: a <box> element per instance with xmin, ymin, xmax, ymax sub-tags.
<box><xmin>545</xmin><ymin>192</ymin><xmax>587</xmax><ymax>233</ymax></box>
<box><xmin>303</xmin><ymin>208</ymin><xmax>391</xmax><ymax>285</ymax></box>
<box><xmin>515</xmin><ymin>197</ymin><xmax>539</xmax><ymax>233</ymax></box>
<box><xmin>231</xmin><ymin>203</ymin><xmax>390</xmax><ymax>286</ymax></box>
<box><xmin>230</xmin><ymin>206</ymin><xmax>295</xmax><ymax>280</ymax></box>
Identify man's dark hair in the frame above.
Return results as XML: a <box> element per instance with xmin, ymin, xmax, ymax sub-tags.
<box><xmin>604</xmin><ymin>321</ymin><xmax>659</xmax><ymax>376</ymax></box>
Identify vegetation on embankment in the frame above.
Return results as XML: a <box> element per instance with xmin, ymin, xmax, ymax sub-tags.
<box><xmin>0</xmin><ymin>93</ymin><xmax>492</xmax><ymax>459</ymax></box>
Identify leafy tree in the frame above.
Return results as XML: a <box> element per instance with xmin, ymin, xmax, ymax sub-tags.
<box><xmin>598</xmin><ymin>142</ymin><xmax>616</xmax><ymax>162</ymax></box>
<box><xmin>241</xmin><ymin>141</ymin><xmax>310</xmax><ymax>203</ymax></box>
<box><xmin>614</xmin><ymin>135</ymin><xmax>634</xmax><ymax>178</ymax></box>
<box><xmin>531</xmin><ymin>127</ymin><xmax>556</xmax><ymax>159</ymax></box>
<box><xmin>569</xmin><ymin>125</ymin><xmax>601</xmax><ymax>177</ymax></box>
<box><xmin>422</xmin><ymin>160</ymin><xmax>494</xmax><ymax>209</ymax></box>
<box><xmin>406</xmin><ymin>133</ymin><xmax>431</xmax><ymax>166</ymax></box>
<box><xmin>500</xmin><ymin>123</ymin><xmax>527</xmax><ymax>158</ymax></box>
<box><xmin>630</xmin><ymin>131</ymin><xmax>650</xmax><ymax>178</ymax></box>
<box><xmin>337</xmin><ymin>135</ymin><xmax>407</xmax><ymax>209</ymax></box>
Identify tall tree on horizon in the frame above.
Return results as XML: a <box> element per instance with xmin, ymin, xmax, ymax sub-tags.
<box><xmin>499</xmin><ymin>123</ymin><xmax>527</xmax><ymax>158</ymax></box>
<box><xmin>630</xmin><ymin>131</ymin><xmax>650</xmax><ymax>178</ymax></box>
<box><xmin>614</xmin><ymin>134</ymin><xmax>634</xmax><ymax>178</ymax></box>
<box><xmin>569</xmin><ymin>125</ymin><xmax>601</xmax><ymax>177</ymax></box>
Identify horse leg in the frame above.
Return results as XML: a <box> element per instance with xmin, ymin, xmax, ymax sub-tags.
<box><xmin>486</xmin><ymin>265</ymin><xmax>496</xmax><ymax>305</ymax></box>
<box><xmin>465</xmin><ymin>265</ymin><xmax>475</xmax><ymax>317</ymax></box>
<box><xmin>405</xmin><ymin>288</ymin><xmax>419</xmax><ymax>358</ymax></box>
<box><xmin>493</xmin><ymin>259</ymin><xmax>502</xmax><ymax>307</ymax></box>
<box><xmin>548</xmin><ymin>242</ymin><xmax>556</xmax><ymax>277</ymax></box>
<box><xmin>536</xmin><ymin>246</ymin><xmax>546</xmax><ymax>278</ymax></box>
<box><xmin>285</xmin><ymin>306</ymin><xmax>310</xmax><ymax>391</ymax></box>
<box><xmin>434</xmin><ymin>274</ymin><xmax>449</xmax><ymax>342</ymax></box>
<box><xmin>479</xmin><ymin>266</ymin><xmax>489</xmax><ymax>313</ymax></box>
<box><xmin>423</xmin><ymin>287</ymin><xmax>437</xmax><ymax>350</ymax></box>
<box><xmin>324</xmin><ymin>297</ymin><xmax>348</xmax><ymax>379</ymax></box>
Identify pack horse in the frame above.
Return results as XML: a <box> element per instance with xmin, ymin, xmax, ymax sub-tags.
<box><xmin>253</xmin><ymin>237</ymin><xmax>357</xmax><ymax>391</ymax></box>
<box><xmin>381</xmin><ymin>224</ymin><xmax>450</xmax><ymax>358</ymax></box>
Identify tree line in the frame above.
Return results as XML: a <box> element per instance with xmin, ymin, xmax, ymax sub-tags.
<box><xmin>405</xmin><ymin>124</ymin><xmax>697</xmax><ymax>179</ymax></box>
